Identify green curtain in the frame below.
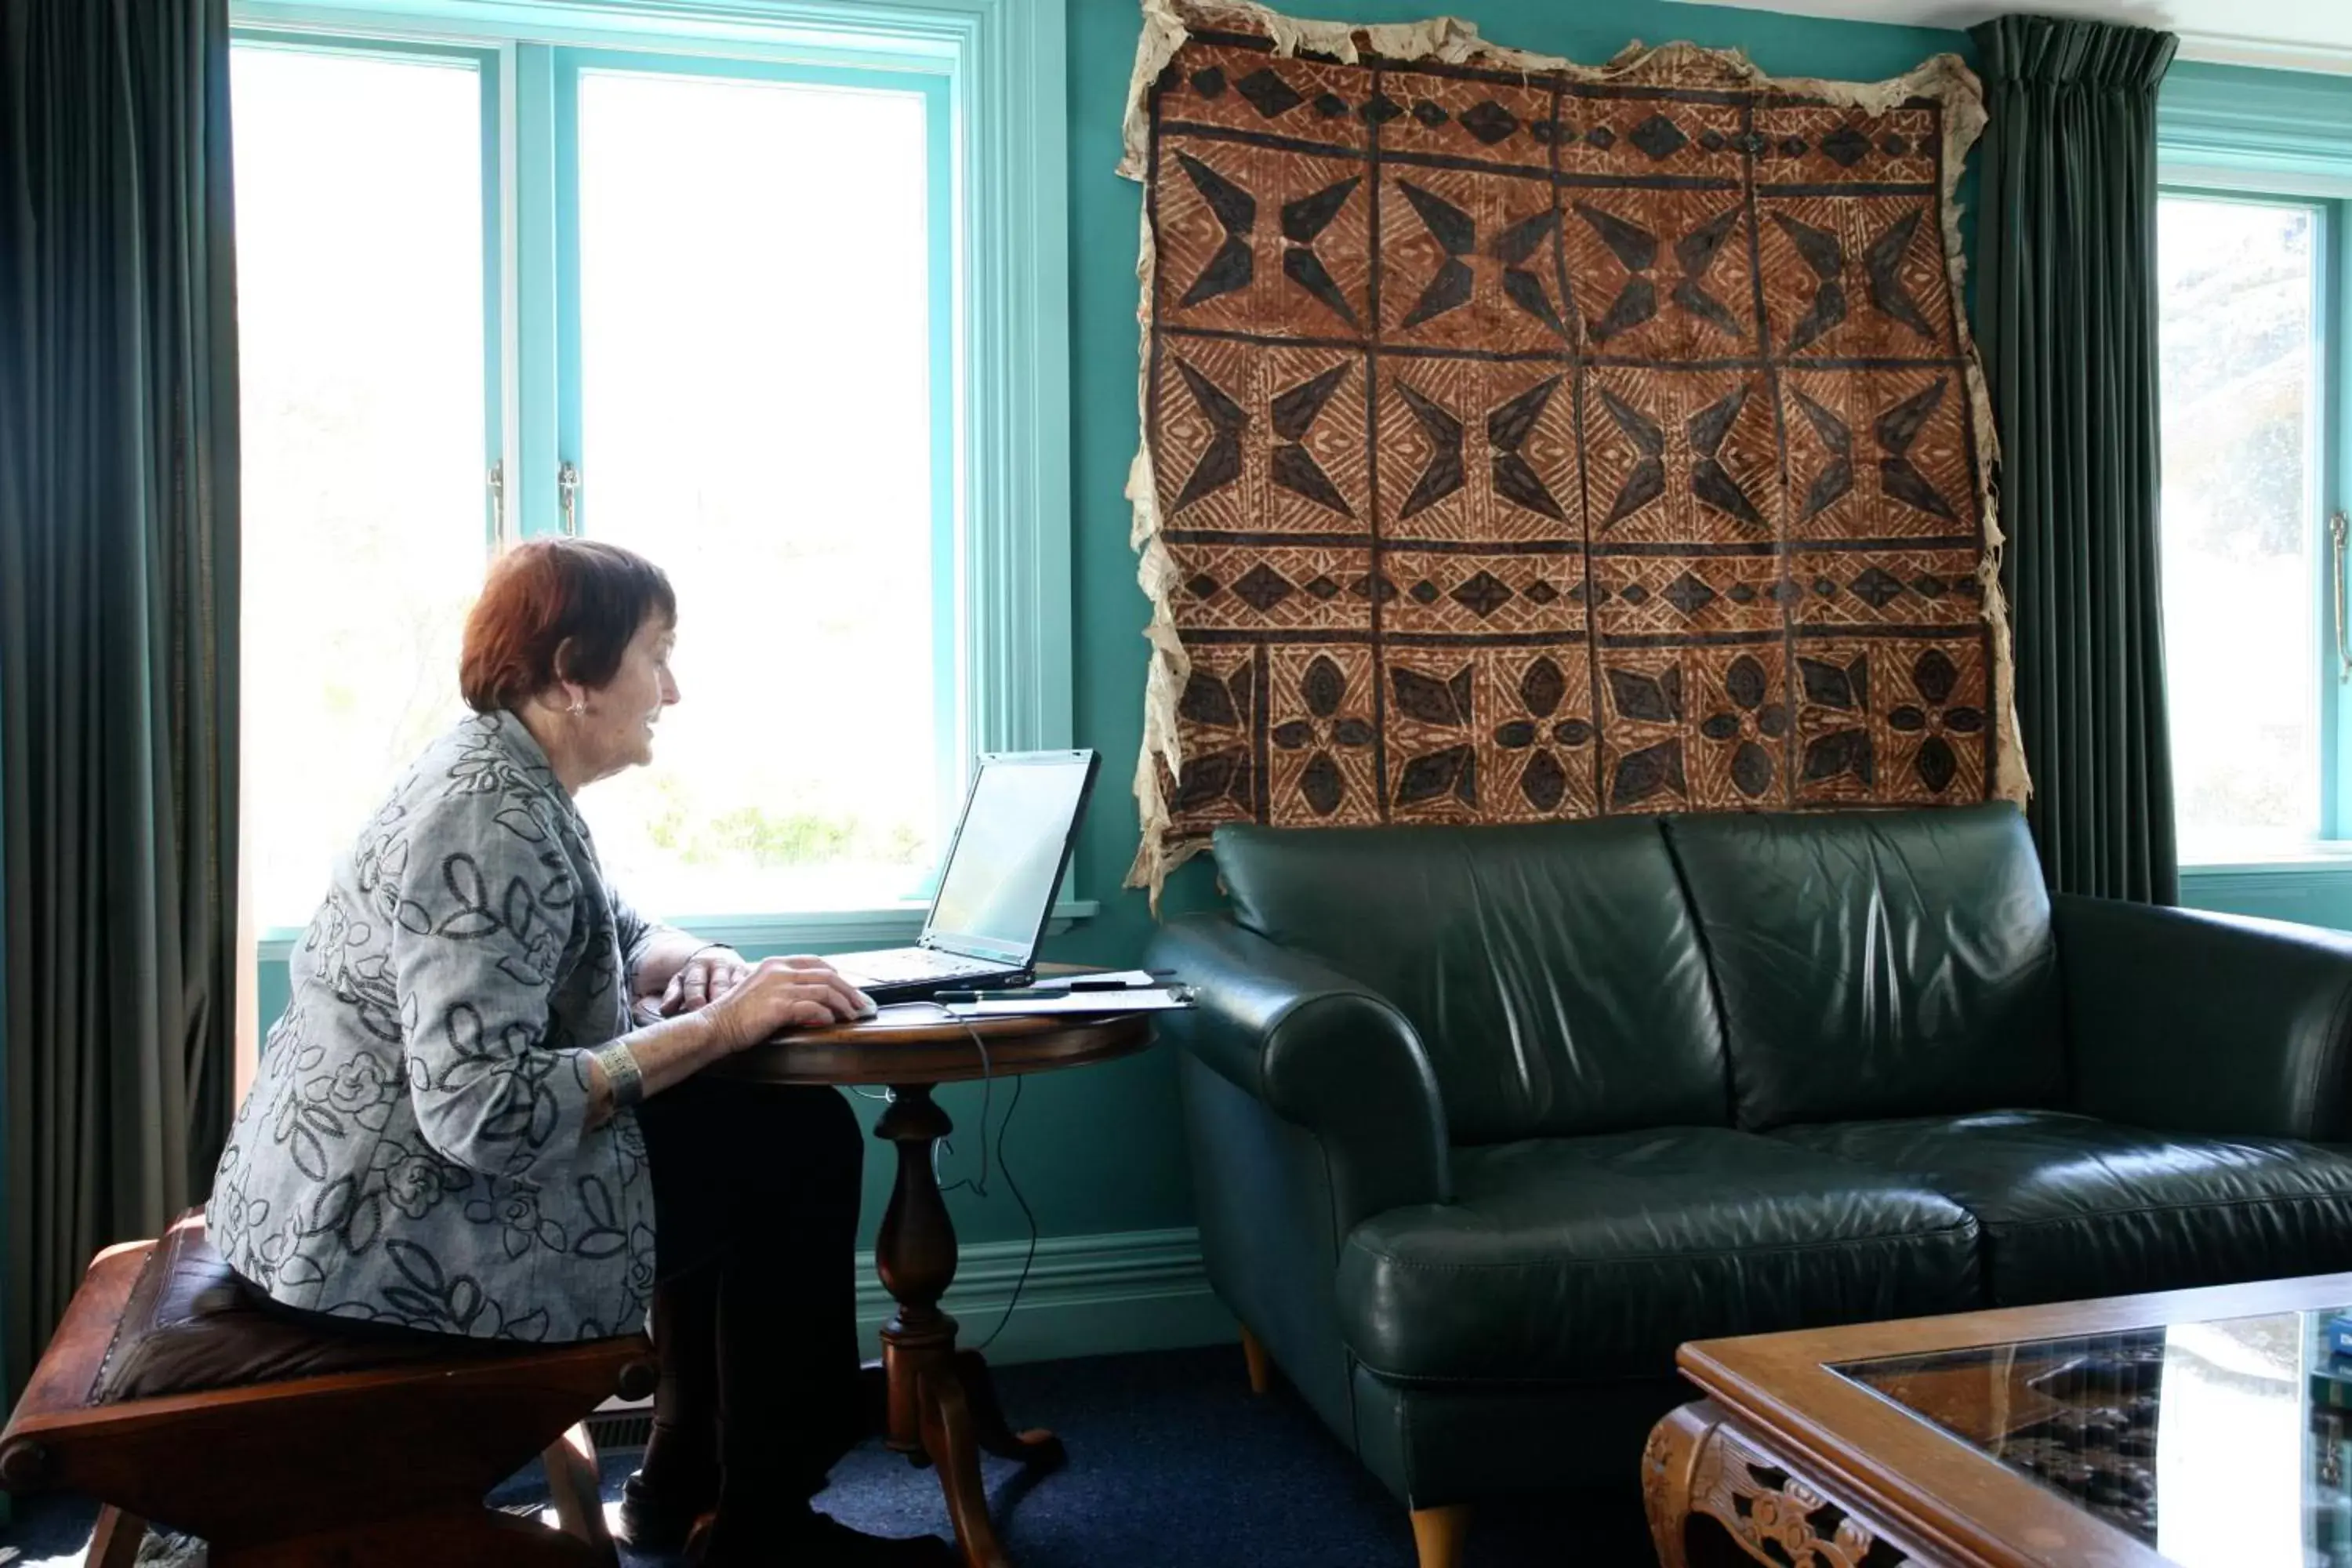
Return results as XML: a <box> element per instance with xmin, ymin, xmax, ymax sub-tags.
<box><xmin>0</xmin><ymin>0</ymin><xmax>239</xmax><ymax>1391</ymax></box>
<box><xmin>1970</xmin><ymin>15</ymin><xmax>2180</xmax><ymax>903</ymax></box>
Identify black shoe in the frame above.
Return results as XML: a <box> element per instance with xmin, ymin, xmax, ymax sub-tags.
<box><xmin>700</xmin><ymin>1508</ymin><xmax>956</xmax><ymax>1566</ymax></box>
<box><xmin>616</xmin><ymin>1467</ymin><xmax>719</xmax><ymax>1555</ymax></box>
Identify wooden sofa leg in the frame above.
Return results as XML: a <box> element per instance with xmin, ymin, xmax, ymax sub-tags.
<box><xmin>88</xmin><ymin>1505</ymin><xmax>148</xmax><ymax>1568</ymax></box>
<box><xmin>1410</xmin><ymin>1504</ymin><xmax>1469</xmax><ymax>1568</ymax></box>
<box><xmin>1239</xmin><ymin>1325</ymin><xmax>1271</xmax><ymax>1396</ymax></box>
<box><xmin>543</xmin><ymin>1421</ymin><xmax>615</xmax><ymax>1564</ymax></box>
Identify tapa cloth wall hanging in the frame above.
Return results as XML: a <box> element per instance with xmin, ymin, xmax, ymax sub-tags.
<box><xmin>1120</xmin><ymin>0</ymin><xmax>2027</xmax><ymax>901</ymax></box>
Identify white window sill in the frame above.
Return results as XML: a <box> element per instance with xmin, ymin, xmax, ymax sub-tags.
<box><xmin>2180</xmin><ymin>851</ymin><xmax>2352</xmax><ymax>879</ymax></box>
<box><xmin>256</xmin><ymin>898</ymin><xmax>1100</xmax><ymax>964</ymax></box>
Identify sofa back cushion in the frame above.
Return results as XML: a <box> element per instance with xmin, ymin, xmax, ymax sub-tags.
<box><xmin>1214</xmin><ymin>819</ymin><xmax>1726</xmax><ymax>1143</ymax></box>
<box><xmin>1662</xmin><ymin>804</ymin><xmax>2065</xmax><ymax>1130</ymax></box>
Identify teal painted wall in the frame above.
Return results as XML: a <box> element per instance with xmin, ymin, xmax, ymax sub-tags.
<box><xmin>2180</xmin><ymin>867</ymin><xmax>2352</xmax><ymax>930</ymax></box>
<box><xmin>250</xmin><ymin>0</ymin><xmax>1980</xmax><ymax>1258</ymax></box>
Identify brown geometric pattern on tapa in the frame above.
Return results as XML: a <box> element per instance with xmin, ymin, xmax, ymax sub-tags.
<box><xmin>1119</xmin><ymin>0</ymin><xmax>2025</xmax><ymax>898</ymax></box>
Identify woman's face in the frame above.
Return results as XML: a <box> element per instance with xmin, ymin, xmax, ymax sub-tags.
<box><xmin>579</xmin><ymin>615</ymin><xmax>680</xmax><ymax>777</ymax></box>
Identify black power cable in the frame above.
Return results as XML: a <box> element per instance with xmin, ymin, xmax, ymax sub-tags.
<box><xmin>929</xmin><ymin>1013</ymin><xmax>1040</xmax><ymax>1352</ymax></box>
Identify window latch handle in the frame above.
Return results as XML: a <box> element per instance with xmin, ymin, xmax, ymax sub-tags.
<box><xmin>557</xmin><ymin>461</ymin><xmax>580</xmax><ymax>536</ymax></box>
<box><xmin>2336</xmin><ymin>510</ymin><xmax>2350</xmax><ymax>684</ymax></box>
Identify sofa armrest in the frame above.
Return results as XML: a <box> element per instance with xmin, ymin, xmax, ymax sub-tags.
<box><xmin>2054</xmin><ymin>893</ymin><xmax>2352</xmax><ymax>1140</ymax></box>
<box><xmin>1147</xmin><ymin>914</ymin><xmax>1451</xmax><ymax>1221</ymax></box>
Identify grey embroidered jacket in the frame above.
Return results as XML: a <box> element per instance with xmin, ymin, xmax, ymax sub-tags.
<box><xmin>208</xmin><ymin>711</ymin><xmax>670</xmax><ymax>1341</ymax></box>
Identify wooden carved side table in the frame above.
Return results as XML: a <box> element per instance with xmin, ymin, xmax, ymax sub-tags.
<box><xmin>1635</xmin><ymin>1274</ymin><xmax>2352</xmax><ymax>1568</ymax></box>
<box><xmin>716</xmin><ymin>1009</ymin><xmax>1154</xmax><ymax>1568</ymax></box>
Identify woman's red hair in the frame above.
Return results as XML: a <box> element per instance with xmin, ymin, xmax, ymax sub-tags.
<box><xmin>459</xmin><ymin>539</ymin><xmax>676</xmax><ymax>713</ymax></box>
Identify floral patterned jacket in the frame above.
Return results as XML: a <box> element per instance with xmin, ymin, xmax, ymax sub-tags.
<box><xmin>208</xmin><ymin>711</ymin><xmax>669</xmax><ymax>1341</ymax></box>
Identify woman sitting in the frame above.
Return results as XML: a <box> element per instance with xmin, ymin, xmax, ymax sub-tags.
<box><xmin>207</xmin><ymin>538</ymin><xmax>949</xmax><ymax>1566</ymax></box>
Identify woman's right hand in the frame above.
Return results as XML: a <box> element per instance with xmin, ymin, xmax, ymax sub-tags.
<box><xmin>701</xmin><ymin>956</ymin><xmax>873</xmax><ymax>1051</ymax></box>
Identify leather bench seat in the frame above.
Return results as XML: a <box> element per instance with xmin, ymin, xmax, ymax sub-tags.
<box><xmin>91</xmin><ymin>1212</ymin><xmax>519</xmax><ymax>1405</ymax></box>
<box><xmin>1777</xmin><ymin>1110</ymin><xmax>2352</xmax><ymax>1308</ymax></box>
<box><xmin>1334</xmin><ymin>1127</ymin><xmax>1981</xmax><ymax>1384</ymax></box>
<box><xmin>3</xmin><ymin>1211</ymin><xmax>653</xmax><ymax>1564</ymax></box>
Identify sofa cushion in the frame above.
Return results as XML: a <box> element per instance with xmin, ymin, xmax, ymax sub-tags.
<box><xmin>1776</xmin><ymin>1110</ymin><xmax>2352</xmax><ymax>1306</ymax></box>
<box><xmin>1663</xmin><ymin>804</ymin><xmax>2066</xmax><ymax>1130</ymax></box>
<box><xmin>1213</xmin><ymin>819</ymin><xmax>1727</xmax><ymax>1142</ymax></box>
<box><xmin>1334</xmin><ymin>1127</ymin><xmax>1980</xmax><ymax>1384</ymax></box>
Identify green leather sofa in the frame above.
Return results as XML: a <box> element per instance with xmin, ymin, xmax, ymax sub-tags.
<box><xmin>1147</xmin><ymin>804</ymin><xmax>2352</xmax><ymax>1560</ymax></box>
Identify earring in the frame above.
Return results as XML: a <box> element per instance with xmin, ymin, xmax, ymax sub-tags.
<box><xmin>568</xmin><ymin>697</ymin><xmax>585</xmax><ymax>717</ymax></box>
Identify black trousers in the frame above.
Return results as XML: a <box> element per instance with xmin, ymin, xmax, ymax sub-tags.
<box><xmin>635</xmin><ymin>1074</ymin><xmax>868</xmax><ymax>1508</ymax></box>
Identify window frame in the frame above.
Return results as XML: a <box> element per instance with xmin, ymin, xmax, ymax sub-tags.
<box><xmin>2158</xmin><ymin>64</ymin><xmax>2352</xmax><ymax>877</ymax></box>
<box><xmin>233</xmin><ymin>0</ymin><xmax>1082</xmax><ymax>953</ymax></box>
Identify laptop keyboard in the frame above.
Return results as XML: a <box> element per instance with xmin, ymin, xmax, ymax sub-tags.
<box><xmin>849</xmin><ymin>949</ymin><xmax>998</xmax><ymax>982</ymax></box>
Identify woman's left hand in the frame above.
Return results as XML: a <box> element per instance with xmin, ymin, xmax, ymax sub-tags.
<box><xmin>659</xmin><ymin>946</ymin><xmax>750</xmax><ymax>1016</ymax></box>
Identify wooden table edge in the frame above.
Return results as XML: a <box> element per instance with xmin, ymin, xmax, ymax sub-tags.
<box><xmin>1667</xmin><ymin>1272</ymin><xmax>2352</xmax><ymax>1568</ymax></box>
<box><xmin>708</xmin><ymin>1010</ymin><xmax>1159</xmax><ymax>1087</ymax></box>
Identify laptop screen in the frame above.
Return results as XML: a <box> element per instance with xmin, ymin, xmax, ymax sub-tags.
<box><xmin>922</xmin><ymin>750</ymin><xmax>1098</xmax><ymax>965</ymax></box>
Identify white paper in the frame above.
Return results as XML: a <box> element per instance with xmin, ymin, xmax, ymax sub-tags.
<box><xmin>1027</xmin><ymin>969</ymin><xmax>1161</xmax><ymax>990</ymax></box>
<box><xmin>940</xmin><ymin>988</ymin><xmax>1193</xmax><ymax>1017</ymax></box>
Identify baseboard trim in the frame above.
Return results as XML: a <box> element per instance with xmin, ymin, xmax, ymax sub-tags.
<box><xmin>601</xmin><ymin>1225</ymin><xmax>1233</xmax><ymax>1415</ymax></box>
<box><xmin>852</xmin><ymin>1225</ymin><xmax>1235</xmax><ymax>1367</ymax></box>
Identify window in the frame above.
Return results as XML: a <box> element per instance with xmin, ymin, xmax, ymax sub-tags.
<box><xmin>2156</xmin><ymin>192</ymin><xmax>2326</xmax><ymax>862</ymax></box>
<box><xmin>2156</xmin><ymin>64</ymin><xmax>2352</xmax><ymax>877</ymax></box>
<box><xmin>234</xmin><ymin>0</ymin><xmax>1068</xmax><ymax>936</ymax></box>
<box><xmin>562</xmin><ymin>57</ymin><xmax>950</xmax><ymax>916</ymax></box>
<box><xmin>235</xmin><ymin>41</ymin><xmax>492</xmax><ymax>923</ymax></box>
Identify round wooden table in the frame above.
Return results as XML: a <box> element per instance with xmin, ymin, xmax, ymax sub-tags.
<box><xmin>712</xmin><ymin>1007</ymin><xmax>1154</xmax><ymax>1568</ymax></box>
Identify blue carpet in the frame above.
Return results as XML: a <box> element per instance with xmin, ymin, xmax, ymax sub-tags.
<box><xmin>0</xmin><ymin>1345</ymin><xmax>1657</xmax><ymax>1565</ymax></box>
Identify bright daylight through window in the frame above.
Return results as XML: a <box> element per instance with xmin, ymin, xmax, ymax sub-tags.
<box><xmin>235</xmin><ymin>39</ymin><xmax>948</xmax><ymax>929</ymax></box>
<box><xmin>2157</xmin><ymin>193</ymin><xmax>2321</xmax><ymax>862</ymax></box>
<box><xmin>571</xmin><ymin>71</ymin><xmax>938</xmax><ymax>918</ymax></box>
<box><xmin>236</xmin><ymin>45</ymin><xmax>485</xmax><ymax>926</ymax></box>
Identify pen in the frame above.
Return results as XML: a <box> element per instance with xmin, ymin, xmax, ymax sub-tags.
<box><xmin>932</xmin><ymin>988</ymin><xmax>1051</xmax><ymax>1004</ymax></box>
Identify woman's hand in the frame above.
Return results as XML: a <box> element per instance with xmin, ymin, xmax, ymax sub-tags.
<box><xmin>700</xmin><ymin>956</ymin><xmax>874</xmax><ymax>1051</ymax></box>
<box><xmin>657</xmin><ymin>945</ymin><xmax>751</xmax><ymax>1016</ymax></box>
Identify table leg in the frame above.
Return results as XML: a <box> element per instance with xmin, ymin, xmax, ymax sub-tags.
<box><xmin>1642</xmin><ymin>1402</ymin><xmax>1708</xmax><ymax>1568</ymax></box>
<box><xmin>873</xmin><ymin>1085</ymin><xmax>1065</xmax><ymax>1568</ymax></box>
<box><xmin>1645</xmin><ymin>1398</ymin><xmax>1928</xmax><ymax>1568</ymax></box>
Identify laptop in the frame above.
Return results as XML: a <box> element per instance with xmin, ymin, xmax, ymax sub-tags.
<box><xmin>829</xmin><ymin>749</ymin><xmax>1102</xmax><ymax>1004</ymax></box>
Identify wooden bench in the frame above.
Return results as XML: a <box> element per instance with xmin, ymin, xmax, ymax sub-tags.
<box><xmin>0</xmin><ymin>1212</ymin><xmax>656</xmax><ymax>1566</ymax></box>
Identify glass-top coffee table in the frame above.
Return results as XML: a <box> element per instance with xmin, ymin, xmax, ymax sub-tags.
<box><xmin>1645</xmin><ymin>1275</ymin><xmax>2352</xmax><ymax>1568</ymax></box>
